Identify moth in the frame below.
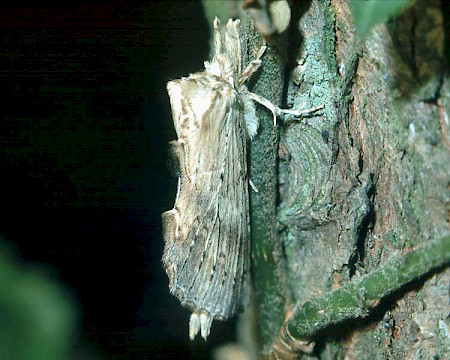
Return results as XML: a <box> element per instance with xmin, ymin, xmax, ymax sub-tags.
<box><xmin>162</xmin><ymin>17</ymin><xmax>321</xmax><ymax>340</ymax></box>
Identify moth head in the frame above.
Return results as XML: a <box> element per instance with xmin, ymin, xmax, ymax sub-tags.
<box><xmin>204</xmin><ymin>60</ymin><xmax>220</xmax><ymax>77</ymax></box>
<box><xmin>204</xmin><ymin>56</ymin><xmax>236</xmax><ymax>86</ymax></box>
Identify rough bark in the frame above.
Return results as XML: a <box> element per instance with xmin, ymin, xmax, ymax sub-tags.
<box><xmin>248</xmin><ymin>0</ymin><xmax>449</xmax><ymax>358</ymax></box>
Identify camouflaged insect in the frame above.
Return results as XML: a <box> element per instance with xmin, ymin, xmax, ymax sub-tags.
<box><xmin>163</xmin><ymin>17</ymin><xmax>321</xmax><ymax>340</ymax></box>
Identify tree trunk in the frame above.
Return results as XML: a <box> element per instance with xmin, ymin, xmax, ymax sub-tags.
<box><xmin>247</xmin><ymin>0</ymin><xmax>449</xmax><ymax>358</ymax></box>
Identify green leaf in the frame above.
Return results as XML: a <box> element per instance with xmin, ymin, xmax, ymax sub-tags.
<box><xmin>0</xmin><ymin>242</ymin><xmax>75</xmax><ymax>360</ymax></box>
<box><xmin>349</xmin><ymin>0</ymin><xmax>413</xmax><ymax>37</ymax></box>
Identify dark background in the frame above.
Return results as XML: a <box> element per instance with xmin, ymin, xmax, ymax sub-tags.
<box><xmin>0</xmin><ymin>1</ymin><xmax>236</xmax><ymax>358</ymax></box>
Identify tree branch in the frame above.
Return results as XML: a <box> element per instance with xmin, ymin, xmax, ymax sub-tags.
<box><xmin>271</xmin><ymin>235</ymin><xmax>450</xmax><ymax>358</ymax></box>
<box><xmin>246</xmin><ymin>17</ymin><xmax>291</xmax><ymax>353</ymax></box>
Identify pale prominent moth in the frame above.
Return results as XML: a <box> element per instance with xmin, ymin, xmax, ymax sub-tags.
<box><xmin>162</xmin><ymin>18</ymin><xmax>321</xmax><ymax>340</ymax></box>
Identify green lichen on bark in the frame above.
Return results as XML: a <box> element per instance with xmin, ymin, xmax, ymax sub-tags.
<box><xmin>239</xmin><ymin>0</ymin><xmax>449</xmax><ymax>358</ymax></box>
<box><xmin>249</xmin><ymin>0</ymin><xmax>450</xmax><ymax>358</ymax></box>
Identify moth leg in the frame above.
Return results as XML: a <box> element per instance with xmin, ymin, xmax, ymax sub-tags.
<box><xmin>246</xmin><ymin>91</ymin><xmax>280</xmax><ymax>125</ymax></box>
<box><xmin>249</xmin><ymin>179</ymin><xmax>259</xmax><ymax>193</ymax></box>
<box><xmin>247</xmin><ymin>91</ymin><xmax>324</xmax><ymax>126</ymax></box>
<box><xmin>283</xmin><ymin>104</ymin><xmax>325</xmax><ymax>119</ymax></box>
<box><xmin>189</xmin><ymin>311</ymin><xmax>213</xmax><ymax>340</ymax></box>
<box><xmin>255</xmin><ymin>45</ymin><xmax>267</xmax><ymax>61</ymax></box>
<box><xmin>238</xmin><ymin>46</ymin><xmax>267</xmax><ymax>86</ymax></box>
<box><xmin>238</xmin><ymin>59</ymin><xmax>262</xmax><ymax>86</ymax></box>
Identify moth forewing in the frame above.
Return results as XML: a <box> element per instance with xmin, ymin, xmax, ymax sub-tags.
<box><xmin>163</xmin><ymin>58</ymin><xmax>251</xmax><ymax>339</ymax></box>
